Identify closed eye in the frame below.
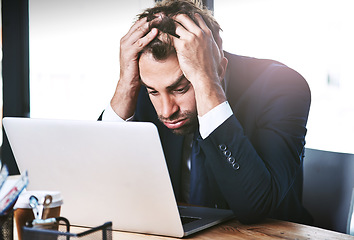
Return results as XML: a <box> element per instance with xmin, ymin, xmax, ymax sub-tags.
<box><xmin>147</xmin><ymin>89</ymin><xmax>159</xmax><ymax>96</ymax></box>
<box><xmin>173</xmin><ymin>83</ymin><xmax>191</xmax><ymax>94</ymax></box>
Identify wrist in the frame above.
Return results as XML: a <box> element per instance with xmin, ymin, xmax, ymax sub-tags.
<box><xmin>110</xmin><ymin>79</ymin><xmax>141</xmax><ymax>120</ymax></box>
<box><xmin>194</xmin><ymin>80</ymin><xmax>226</xmax><ymax>116</ymax></box>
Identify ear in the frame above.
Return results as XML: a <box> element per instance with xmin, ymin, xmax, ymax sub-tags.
<box><xmin>218</xmin><ymin>56</ymin><xmax>228</xmax><ymax>81</ymax></box>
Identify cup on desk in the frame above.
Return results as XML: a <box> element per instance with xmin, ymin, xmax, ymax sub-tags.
<box><xmin>14</xmin><ymin>191</ymin><xmax>63</xmax><ymax>240</ymax></box>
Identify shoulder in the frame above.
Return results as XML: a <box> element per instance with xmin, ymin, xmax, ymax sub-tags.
<box><xmin>224</xmin><ymin>51</ymin><xmax>310</xmax><ymax>100</ymax></box>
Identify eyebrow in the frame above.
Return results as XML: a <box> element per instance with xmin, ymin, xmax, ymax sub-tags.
<box><xmin>141</xmin><ymin>74</ymin><xmax>186</xmax><ymax>91</ymax></box>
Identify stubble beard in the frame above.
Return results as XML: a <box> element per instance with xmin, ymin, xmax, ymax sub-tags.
<box><xmin>158</xmin><ymin>110</ymin><xmax>198</xmax><ymax>136</ymax></box>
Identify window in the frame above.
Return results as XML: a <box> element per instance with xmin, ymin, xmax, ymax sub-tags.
<box><xmin>215</xmin><ymin>0</ymin><xmax>354</xmax><ymax>154</ymax></box>
<box><xmin>29</xmin><ymin>0</ymin><xmax>155</xmax><ymax>120</ymax></box>
<box><xmin>30</xmin><ymin>0</ymin><xmax>354</xmax><ymax>154</ymax></box>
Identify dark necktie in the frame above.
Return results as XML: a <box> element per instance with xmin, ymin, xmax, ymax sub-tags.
<box><xmin>189</xmin><ymin>131</ymin><xmax>212</xmax><ymax>207</ymax></box>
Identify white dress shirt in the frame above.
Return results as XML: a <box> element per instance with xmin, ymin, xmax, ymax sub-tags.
<box><xmin>102</xmin><ymin>101</ymin><xmax>233</xmax><ymax>139</ymax></box>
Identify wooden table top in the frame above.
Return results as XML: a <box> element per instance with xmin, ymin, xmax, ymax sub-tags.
<box><xmin>70</xmin><ymin>218</ymin><xmax>354</xmax><ymax>240</ymax></box>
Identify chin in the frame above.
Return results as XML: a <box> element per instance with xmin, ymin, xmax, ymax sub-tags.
<box><xmin>171</xmin><ymin>124</ymin><xmax>196</xmax><ymax>136</ymax></box>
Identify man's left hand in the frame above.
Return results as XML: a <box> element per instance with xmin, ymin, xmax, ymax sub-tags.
<box><xmin>171</xmin><ymin>13</ymin><xmax>228</xmax><ymax>116</ymax></box>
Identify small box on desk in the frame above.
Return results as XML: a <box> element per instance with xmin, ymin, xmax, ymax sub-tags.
<box><xmin>22</xmin><ymin>219</ymin><xmax>112</xmax><ymax>240</ymax></box>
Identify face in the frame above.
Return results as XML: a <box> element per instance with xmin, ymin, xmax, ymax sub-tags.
<box><xmin>139</xmin><ymin>52</ymin><xmax>198</xmax><ymax>135</ymax></box>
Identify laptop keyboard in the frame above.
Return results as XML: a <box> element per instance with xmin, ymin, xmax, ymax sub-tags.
<box><xmin>180</xmin><ymin>216</ymin><xmax>200</xmax><ymax>225</ymax></box>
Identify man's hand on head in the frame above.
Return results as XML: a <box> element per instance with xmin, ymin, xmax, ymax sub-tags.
<box><xmin>110</xmin><ymin>17</ymin><xmax>159</xmax><ymax>120</ymax></box>
<box><xmin>119</xmin><ymin>17</ymin><xmax>159</xmax><ymax>84</ymax></box>
<box><xmin>170</xmin><ymin>13</ymin><xmax>228</xmax><ymax>116</ymax></box>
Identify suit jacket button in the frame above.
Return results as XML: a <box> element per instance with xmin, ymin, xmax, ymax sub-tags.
<box><xmin>223</xmin><ymin>150</ymin><xmax>232</xmax><ymax>158</ymax></box>
<box><xmin>232</xmin><ymin>162</ymin><xmax>240</xmax><ymax>170</ymax></box>
<box><xmin>219</xmin><ymin>144</ymin><xmax>227</xmax><ymax>151</ymax></box>
<box><xmin>227</xmin><ymin>157</ymin><xmax>235</xmax><ymax>164</ymax></box>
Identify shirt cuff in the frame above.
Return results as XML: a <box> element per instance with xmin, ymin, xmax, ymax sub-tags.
<box><xmin>101</xmin><ymin>104</ymin><xmax>134</xmax><ymax>122</ymax></box>
<box><xmin>198</xmin><ymin>101</ymin><xmax>233</xmax><ymax>139</ymax></box>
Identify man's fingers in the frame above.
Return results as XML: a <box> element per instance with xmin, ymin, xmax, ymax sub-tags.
<box><xmin>126</xmin><ymin>17</ymin><xmax>149</xmax><ymax>38</ymax></box>
<box><xmin>174</xmin><ymin>22</ymin><xmax>189</xmax><ymax>41</ymax></box>
<box><xmin>122</xmin><ymin>17</ymin><xmax>152</xmax><ymax>48</ymax></box>
<box><xmin>173</xmin><ymin>14</ymin><xmax>198</xmax><ymax>32</ymax></box>
<box><xmin>135</xmin><ymin>28</ymin><xmax>159</xmax><ymax>49</ymax></box>
<box><xmin>173</xmin><ymin>14</ymin><xmax>205</xmax><ymax>39</ymax></box>
<box><xmin>122</xmin><ymin>16</ymin><xmax>161</xmax><ymax>50</ymax></box>
<box><xmin>193</xmin><ymin>13</ymin><xmax>212</xmax><ymax>37</ymax></box>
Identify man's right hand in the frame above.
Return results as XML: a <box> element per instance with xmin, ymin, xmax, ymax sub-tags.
<box><xmin>110</xmin><ymin>17</ymin><xmax>159</xmax><ymax>120</ymax></box>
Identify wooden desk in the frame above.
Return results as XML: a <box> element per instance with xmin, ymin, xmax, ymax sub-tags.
<box><xmin>70</xmin><ymin>218</ymin><xmax>354</xmax><ymax>240</ymax></box>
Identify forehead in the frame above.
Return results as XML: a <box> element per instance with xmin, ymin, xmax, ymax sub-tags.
<box><xmin>138</xmin><ymin>52</ymin><xmax>184</xmax><ymax>88</ymax></box>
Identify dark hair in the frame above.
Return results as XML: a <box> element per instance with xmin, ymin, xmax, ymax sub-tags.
<box><xmin>137</xmin><ymin>0</ymin><xmax>221</xmax><ymax>60</ymax></box>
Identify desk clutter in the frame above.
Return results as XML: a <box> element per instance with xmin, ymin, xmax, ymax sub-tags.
<box><xmin>0</xmin><ymin>162</ymin><xmax>112</xmax><ymax>240</ymax></box>
<box><xmin>14</xmin><ymin>190</ymin><xmax>63</xmax><ymax>240</ymax></box>
<box><xmin>13</xmin><ymin>188</ymin><xmax>112</xmax><ymax>240</ymax></box>
<box><xmin>0</xmin><ymin>165</ymin><xmax>28</xmax><ymax>216</ymax></box>
<box><xmin>0</xmin><ymin>163</ymin><xmax>28</xmax><ymax>240</ymax></box>
<box><xmin>22</xmin><ymin>218</ymin><xmax>112</xmax><ymax>240</ymax></box>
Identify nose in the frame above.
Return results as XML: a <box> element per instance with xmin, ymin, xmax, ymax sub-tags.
<box><xmin>160</xmin><ymin>94</ymin><xmax>179</xmax><ymax>119</ymax></box>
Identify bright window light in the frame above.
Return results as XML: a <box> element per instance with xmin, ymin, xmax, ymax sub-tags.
<box><xmin>215</xmin><ymin>0</ymin><xmax>354</xmax><ymax>154</ymax></box>
<box><xmin>29</xmin><ymin>0</ymin><xmax>154</xmax><ymax>120</ymax></box>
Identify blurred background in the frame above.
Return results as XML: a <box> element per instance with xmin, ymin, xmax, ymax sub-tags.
<box><xmin>1</xmin><ymin>0</ymin><xmax>353</xmax><ymax>164</ymax></box>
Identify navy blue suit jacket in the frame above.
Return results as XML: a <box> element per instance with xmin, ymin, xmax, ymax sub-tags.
<box><xmin>104</xmin><ymin>52</ymin><xmax>313</xmax><ymax>225</ymax></box>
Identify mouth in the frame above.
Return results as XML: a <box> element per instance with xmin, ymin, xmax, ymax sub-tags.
<box><xmin>163</xmin><ymin>118</ymin><xmax>188</xmax><ymax>129</ymax></box>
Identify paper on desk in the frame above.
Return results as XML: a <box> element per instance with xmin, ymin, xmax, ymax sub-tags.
<box><xmin>0</xmin><ymin>178</ymin><xmax>19</xmax><ymax>200</ymax></box>
<box><xmin>0</xmin><ymin>171</ymin><xmax>28</xmax><ymax>215</ymax></box>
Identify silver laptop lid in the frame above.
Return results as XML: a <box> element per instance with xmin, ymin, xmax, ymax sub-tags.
<box><xmin>3</xmin><ymin>117</ymin><xmax>184</xmax><ymax>237</ymax></box>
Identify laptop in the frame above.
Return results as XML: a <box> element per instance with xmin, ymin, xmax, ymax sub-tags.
<box><xmin>3</xmin><ymin>117</ymin><xmax>234</xmax><ymax>237</ymax></box>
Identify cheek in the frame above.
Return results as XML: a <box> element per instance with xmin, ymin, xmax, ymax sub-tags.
<box><xmin>148</xmin><ymin>96</ymin><xmax>162</xmax><ymax>113</ymax></box>
<box><xmin>179</xmin><ymin>91</ymin><xmax>197</xmax><ymax>113</ymax></box>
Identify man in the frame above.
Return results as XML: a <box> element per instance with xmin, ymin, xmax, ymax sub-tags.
<box><xmin>101</xmin><ymin>0</ymin><xmax>312</xmax><ymax>225</ymax></box>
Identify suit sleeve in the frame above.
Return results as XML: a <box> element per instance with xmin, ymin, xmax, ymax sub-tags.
<box><xmin>198</xmin><ymin>64</ymin><xmax>311</xmax><ymax>223</ymax></box>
